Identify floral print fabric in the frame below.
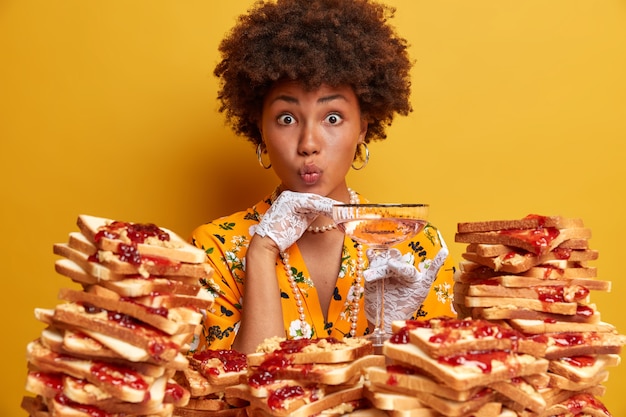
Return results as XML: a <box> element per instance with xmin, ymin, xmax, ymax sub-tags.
<box><xmin>189</xmin><ymin>192</ymin><xmax>455</xmax><ymax>351</ymax></box>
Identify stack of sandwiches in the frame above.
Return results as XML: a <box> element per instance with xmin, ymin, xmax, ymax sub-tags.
<box><xmin>452</xmin><ymin>214</ymin><xmax>625</xmax><ymax>415</ymax></box>
<box><xmin>172</xmin><ymin>348</ymin><xmax>249</xmax><ymax>416</ymax></box>
<box><xmin>226</xmin><ymin>337</ymin><xmax>385</xmax><ymax>416</ymax></box>
<box><xmin>22</xmin><ymin>214</ymin><xmax>215</xmax><ymax>417</ymax></box>
<box><xmin>364</xmin><ymin>317</ymin><xmax>550</xmax><ymax>416</ymax></box>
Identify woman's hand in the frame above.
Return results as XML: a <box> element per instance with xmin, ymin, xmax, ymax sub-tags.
<box><xmin>363</xmin><ymin>230</ymin><xmax>449</xmax><ymax>332</ymax></box>
<box><xmin>254</xmin><ymin>190</ymin><xmax>339</xmax><ymax>251</ymax></box>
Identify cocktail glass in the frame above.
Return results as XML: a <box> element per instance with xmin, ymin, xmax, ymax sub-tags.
<box><xmin>332</xmin><ymin>203</ymin><xmax>429</xmax><ymax>347</ymax></box>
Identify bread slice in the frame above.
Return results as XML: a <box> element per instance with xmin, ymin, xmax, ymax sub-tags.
<box><xmin>469</xmin><ymin>304</ymin><xmax>601</xmax><ymax>324</ymax></box>
<box><xmin>50</xmin><ymin>302</ymin><xmax>189</xmax><ymax>364</ymax></box>
<box><xmin>77</xmin><ymin>214</ymin><xmax>207</xmax><ymax>264</ymax></box>
<box><xmin>27</xmin><ymin>339</ymin><xmax>155</xmax><ymax>403</ymax></box>
<box><xmin>461</xmin><ymin>248</ymin><xmax>598</xmax><ymax>274</ymax></box>
<box><xmin>55</xmin><ymin>258</ymin><xmax>204</xmax><ymax>296</ymax></box>
<box><xmin>63</xmin><ymin>232</ymin><xmax>213</xmax><ymax>278</ymax></box>
<box><xmin>455</xmin><ymin>227</ymin><xmax>591</xmax><ymax>256</ymax></box>
<box><xmin>248</xmin><ymin>337</ymin><xmax>373</xmax><ymax>366</ymax></box>
<box><xmin>405</xmin><ymin>318</ymin><xmax>546</xmax><ymax>358</ymax></box>
<box><xmin>488</xmin><ymin>377</ymin><xmax>546</xmax><ymax>413</ymax></box>
<box><xmin>39</xmin><ymin>327</ymin><xmax>169</xmax><ymax>373</ymax></box>
<box><xmin>539</xmin><ymin>392</ymin><xmax>610</xmax><ymax>417</ymax></box>
<box><xmin>365</xmin><ymin>365</ymin><xmax>484</xmax><ymax>402</ymax></box>
<box><xmin>248</xmin><ymin>354</ymin><xmax>384</xmax><ymax>387</ymax></box>
<box><xmin>548</xmin><ymin>370</ymin><xmax>609</xmax><ymax>391</ymax></box>
<box><xmin>455</xmin><ymin>274</ymin><xmax>611</xmax><ymax>292</ymax></box>
<box><xmin>226</xmin><ymin>381</ymin><xmax>363</xmax><ymax>417</ymax></box>
<box><xmin>507</xmin><ymin>319</ymin><xmax>616</xmax><ymax>335</ymax></box>
<box><xmin>463</xmin><ymin>296</ymin><xmax>578</xmax><ymax>315</ymax></box>
<box><xmin>383</xmin><ymin>341</ymin><xmax>549</xmax><ymax>391</ymax></box>
<box><xmin>457</xmin><ymin>216</ymin><xmax>584</xmax><ymax>233</ymax></box>
<box><xmin>57</xmin><ymin>286</ymin><xmax>201</xmax><ymax>336</ymax></box>
<box><xmin>544</xmin><ymin>332</ymin><xmax>626</xmax><ymax>360</ymax></box>
<box><xmin>188</xmin><ymin>349</ymin><xmax>248</xmax><ymax>386</ymax></box>
<box><xmin>463</xmin><ymin>283</ymin><xmax>591</xmax><ymax>305</ymax></box>
<box><xmin>367</xmin><ymin>380</ymin><xmax>497</xmax><ymax>417</ymax></box>
<box><xmin>548</xmin><ymin>354</ymin><xmax>621</xmax><ymax>382</ymax></box>
<box><xmin>362</xmin><ymin>383</ymin><xmax>426</xmax><ymax>411</ymax></box>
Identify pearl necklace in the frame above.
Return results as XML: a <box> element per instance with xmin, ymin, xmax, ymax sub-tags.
<box><xmin>281</xmin><ymin>188</ymin><xmax>363</xmax><ymax>337</ymax></box>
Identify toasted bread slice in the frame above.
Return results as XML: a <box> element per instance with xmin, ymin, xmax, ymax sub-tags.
<box><xmin>227</xmin><ymin>382</ymin><xmax>363</xmax><ymax>417</ymax></box>
<box><xmin>540</xmin><ymin>392</ymin><xmax>610</xmax><ymax>417</ymax></box>
<box><xmin>454</xmin><ymin>273</ymin><xmax>611</xmax><ymax>292</ymax></box>
<box><xmin>365</xmin><ymin>365</ymin><xmax>484</xmax><ymax>402</ymax></box>
<box><xmin>362</xmin><ymin>382</ymin><xmax>425</xmax><ymax>411</ymax></box>
<box><xmin>463</xmin><ymin>296</ymin><xmax>578</xmax><ymax>315</ymax></box>
<box><xmin>548</xmin><ymin>354</ymin><xmax>621</xmax><ymax>381</ymax></box>
<box><xmin>55</xmin><ymin>258</ymin><xmax>204</xmax><ymax>296</ymax></box>
<box><xmin>57</xmin><ymin>286</ymin><xmax>201</xmax><ymax>336</ymax></box>
<box><xmin>248</xmin><ymin>337</ymin><xmax>373</xmax><ymax>366</ymax></box>
<box><xmin>507</xmin><ymin>319</ymin><xmax>615</xmax><ymax>335</ymax></box>
<box><xmin>50</xmin><ymin>302</ymin><xmax>189</xmax><ymax>364</ymax></box>
<box><xmin>77</xmin><ymin>214</ymin><xmax>207</xmax><ymax>264</ymax></box>
<box><xmin>457</xmin><ymin>216</ymin><xmax>584</xmax><ymax>233</ymax></box>
<box><xmin>463</xmin><ymin>283</ymin><xmax>591</xmax><ymax>305</ymax></box>
<box><xmin>248</xmin><ymin>354</ymin><xmax>384</xmax><ymax>387</ymax></box>
<box><xmin>469</xmin><ymin>305</ymin><xmax>601</xmax><ymax>324</ymax></box>
<box><xmin>383</xmin><ymin>341</ymin><xmax>549</xmax><ymax>391</ymax></box>
<box><xmin>544</xmin><ymin>332</ymin><xmax>626</xmax><ymax>360</ymax></box>
<box><xmin>549</xmin><ymin>370</ymin><xmax>609</xmax><ymax>391</ymax></box>
<box><xmin>489</xmin><ymin>377</ymin><xmax>546</xmax><ymax>413</ymax></box>
<box><xmin>462</xmin><ymin>247</ymin><xmax>598</xmax><ymax>274</ymax></box>
<box><xmin>188</xmin><ymin>349</ymin><xmax>248</xmax><ymax>386</ymax></box>
<box><xmin>60</xmin><ymin>232</ymin><xmax>213</xmax><ymax>278</ymax></box>
<box><xmin>455</xmin><ymin>226</ymin><xmax>591</xmax><ymax>256</ymax></box>
<box><xmin>27</xmin><ymin>339</ymin><xmax>155</xmax><ymax>403</ymax></box>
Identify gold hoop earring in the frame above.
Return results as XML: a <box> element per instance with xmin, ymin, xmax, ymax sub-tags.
<box><xmin>256</xmin><ymin>143</ymin><xmax>272</xmax><ymax>169</ymax></box>
<box><xmin>351</xmin><ymin>143</ymin><xmax>369</xmax><ymax>170</ymax></box>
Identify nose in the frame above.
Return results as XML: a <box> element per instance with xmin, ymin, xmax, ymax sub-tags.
<box><xmin>297</xmin><ymin>123</ymin><xmax>321</xmax><ymax>156</ymax></box>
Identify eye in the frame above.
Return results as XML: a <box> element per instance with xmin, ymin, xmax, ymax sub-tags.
<box><xmin>325</xmin><ymin>113</ymin><xmax>343</xmax><ymax>125</ymax></box>
<box><xmin>277</xmin><ymin>114</ymin><xmax>296</xmax><ymax>125</ymax></box>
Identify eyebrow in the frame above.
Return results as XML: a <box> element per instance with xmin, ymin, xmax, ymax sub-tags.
<box><xmin>270</xmin><ymin>93</ymin><xmax>348</xmax><ymax>106</ymax></box>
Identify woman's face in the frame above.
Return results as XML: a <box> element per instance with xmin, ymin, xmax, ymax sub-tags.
<box><xmin>259</xmin><ymin>81</ymin><xmax>367</xmax><ymax>201</ymax></box>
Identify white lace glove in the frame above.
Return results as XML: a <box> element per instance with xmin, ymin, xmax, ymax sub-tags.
<box><xmin>363</xmin><ymin>230</ymin><xmax>449</xmax><ymax>333</ymax></box>
<box><xmin>254</xmin><ymin>190</ymin><xmax>339</xmax><ymax>252</ymax></box>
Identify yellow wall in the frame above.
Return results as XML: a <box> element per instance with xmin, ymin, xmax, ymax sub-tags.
<box><xmin>2</xmin><ymin>1</ymin><xmax>625</xmax><ymax>415</ymax></box>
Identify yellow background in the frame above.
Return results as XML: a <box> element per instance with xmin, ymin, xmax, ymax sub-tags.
<box><xmin>1</xmin><ymin>1</ymin><xmax>625</xmax><ymax>415</ymax></box>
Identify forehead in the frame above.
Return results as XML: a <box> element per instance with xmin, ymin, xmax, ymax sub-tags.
<box><xmin>264</xmin><ymin>80</ymin><xmax>358</xmax><ymax>104</ymax></box>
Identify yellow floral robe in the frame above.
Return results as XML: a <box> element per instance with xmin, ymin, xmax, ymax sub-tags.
<box><xmin>189</xmin><ymin>191</ymin><xmax>456</xmax><ymax>351</ymax></box>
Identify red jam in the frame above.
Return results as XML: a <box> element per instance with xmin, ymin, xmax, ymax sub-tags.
<box><xmin>95</xmin><ymin>221</ymin><xmax>170</xmax><ymax>244</ymax></box>
<box><xmin>562</xmin><ymin>393</ymin><xmax>610</xmax><ymax>416</ymax></box>
<box><xmin>389</xmin><ymin>327</ymin><xmax>411</xmax><ymax>344</ymax></box>
<box><xmin>90</xmin><ymin>363</ymin><xmax>148</xmax><ymax>391</ymax></box>
<box><xmin>576</xmin><ymin>305</ymin><xmax>594</xmax><ymax>318</ymax></box>
<box><xmin>267</xmin><ymin>385</ymin><xmax>306</xmax><ymax>410</ymax></box>
<box><xmin>500</xmin><ymin>226</ymin><xmax>560</xmax><ymax>255</ymax></box>
<box><xmin>248</xmin><ymin>370</ymin><xmax>276</xmax><ymax>388</ymax></box>
<box><xmin>438</xmin><ymin>350</ymin><xmax>509</xmax><ymax>373</ymax></box>
<box><xmin>55</xmin><ymin>394</ymin><xmax>110</xmax><ymax>417</ymax></box>
<box><xmin>551</xmin><ymin>333</ymin><xmax>585</xmax><ymax>346</ymax></box>
<box><xmin>117</xmin><ymin>243</ymin><xmax>142</xmax><ymax>265</ymax></box>
<box><xmin>553</xmin><ymin>247</ymin><xmax>572</xmax><ymax>260</ymax></box>
<box><xmin>31</xmin><ymin>371</ymin><xmax>63</xmax><ymax>391</ymax></box>
<box><xmin>562</xmin><ymin>355</ymin><xmax>596</xmax><ymax>367</ymax></box>
<box><xmin>165</xmin><ymin>382</ymin><xmax>186</xmax><ymax>402</ymax></box>
<box><xmin>192</xmin><ymin>349</ymin><xmax>248</xmax><ymax>374</ymax></box>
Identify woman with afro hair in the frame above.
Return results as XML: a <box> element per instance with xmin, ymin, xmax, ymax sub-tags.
<box><xmin>191</xmin><ymin>0</ymin><xmax>455</xmax><ymax>353</ymax></box>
